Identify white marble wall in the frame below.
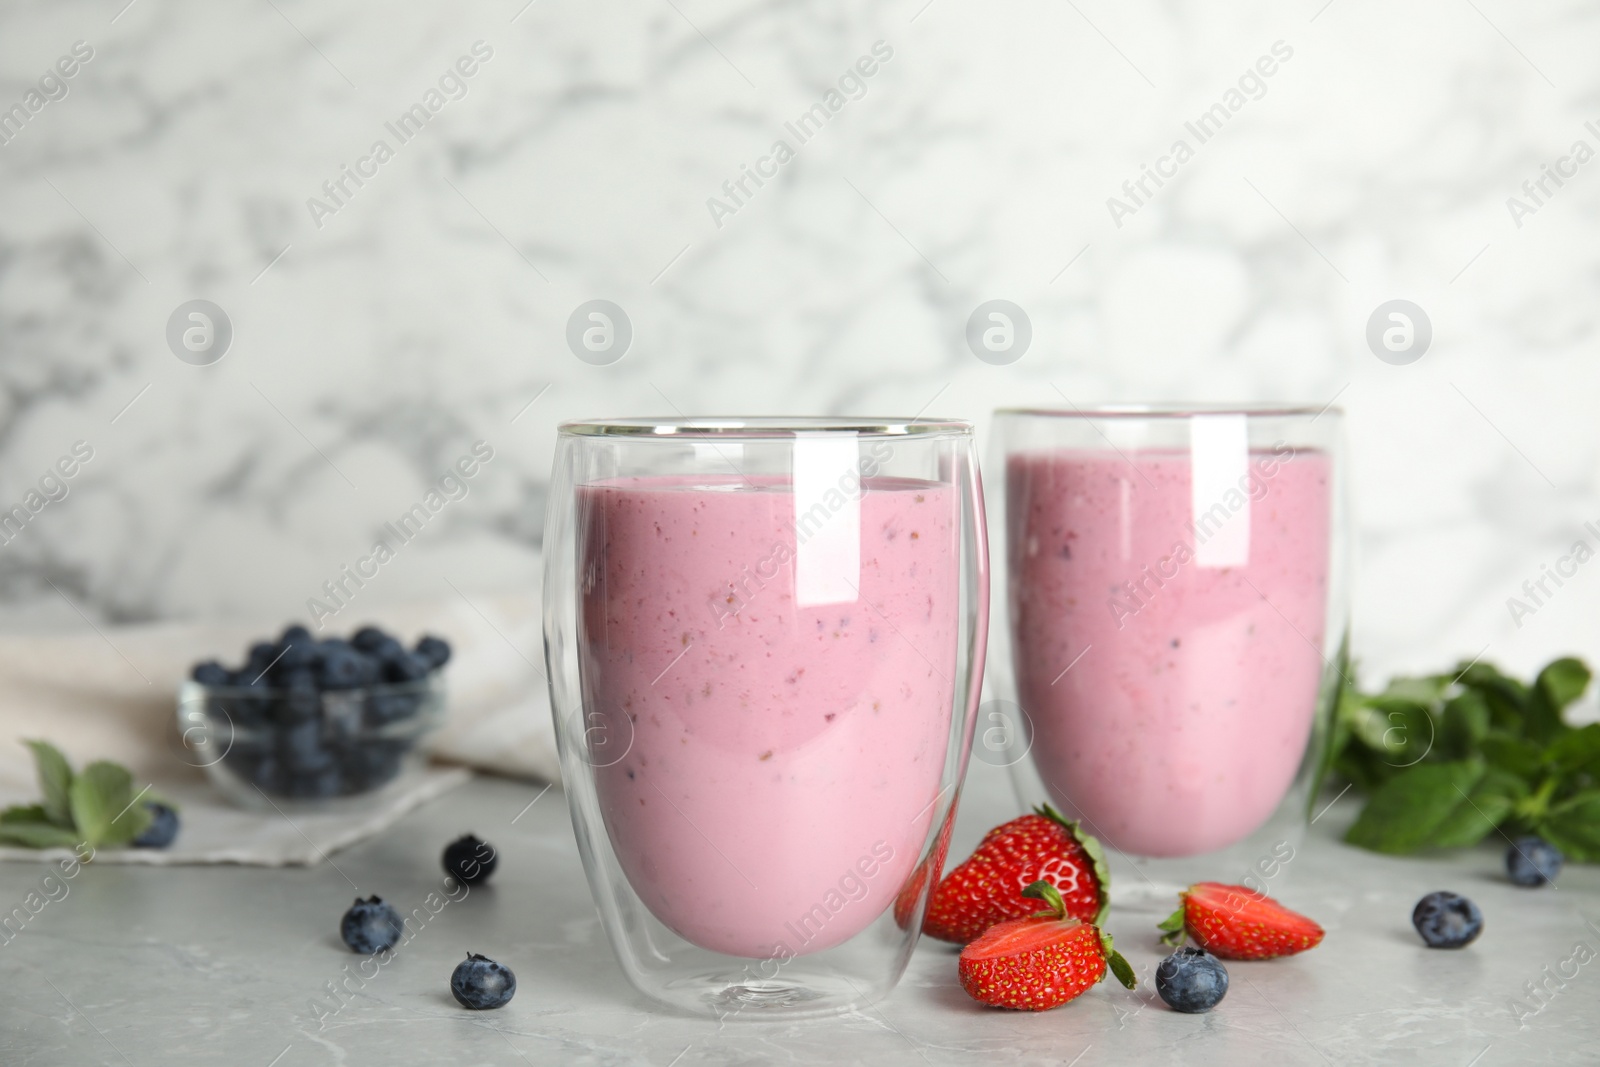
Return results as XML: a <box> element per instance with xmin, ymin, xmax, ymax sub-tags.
<box><xmin>1</xmin><ymin>0</ymin><xmax>1597</xmax><ymax>687</ymax></box>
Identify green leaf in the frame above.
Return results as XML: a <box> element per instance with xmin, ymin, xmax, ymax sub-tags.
<box><xmin>1099</xmin><ymin>933</ymin><xmax>1138</xmax><ymax>989</ymax></box>
<box><xmin>1544</xmin><ymin>724</ymin><xmax>1600</xmax><ymax>777</ymax></box>
<box><xmin>1430</xmin><ymin>767</ymin><xmax>1525</xmax><ymax>848</ymax></box>
<box><xmin>1537</xmin><ymin>790</ymin><xmax>1600</xmax><ymax>862</ymax></box>
<box><xmin>0</xmin><ymin>804</ymin><xmax>52</xmax><ymax>825</ymax></box>
<box><xmin>1344</xmin><ymin>761</ymin><xmax>1489</xmax><ymax>854</ymax></box>
<box><xmin>1439</xmin><ymin>691</ymin><xmax>1491</xmax><ymax>761</ymax></box>
<box><xmin>24</xmin><ymin>740</ymin><xmax>74</xmax><ymax>828</ymax></box>
<box><xmin>0</xmin><ymin>822</ymin><xmax>82</xmax><ymax>849</ymax></box>
<box><xmin>1455</xmin><ymin>664</ymin><xmax>1533</xmax><ymax>734</ymax></box>
<box><xmin>69</xmin><ymin>761</ymin><xmax>151</xmax><ymax>849</ymax></box>
<box><xmin>1481</xmin><ymin>733</ymin><xmax>1544</xmax><ymax>782</ymax></box>
<box><xmin>1157</xmin><ymin>905</ymin><xmax>1187</xmax><ymax>947</ymax></box>
<box><xmin>1536</xmin><ymin>657</ymin><xmax>1591</xmax><ymax>713</ymax></box>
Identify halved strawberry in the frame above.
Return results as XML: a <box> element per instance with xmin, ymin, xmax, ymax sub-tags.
<box><xmin>924</xmin><ymin>805</ymin><xmax>1108</xmax><ymax>944</ymax></box>
<box><xmin>1159</xmin><ymin>882</ymin><xmax>1324</xmax><ymax>961</ymax></box>
<box><xmin>959</xmin><ymin>881</ymin><xmax>1136</xmax><ymax>1011</ymax></box>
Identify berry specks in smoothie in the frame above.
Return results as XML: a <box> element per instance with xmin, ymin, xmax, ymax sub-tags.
<box><xmin>759</xmin><ymin>750</ymin><xmax>773</xmax><ymax>761</ymax></box>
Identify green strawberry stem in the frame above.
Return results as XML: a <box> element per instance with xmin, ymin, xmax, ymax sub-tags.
<box><xmin>1099</xmin><ymin>930</ymin><xmax>1139</xmax><ymax>989</ymax></box>
<box><xmin>1021</xmin><ymin>879</ymin><xmax>1067</xmax><ymax>919</ymax></box>
<box><xmin>1034</xmin><ymin>803</ymin><xmax>1112</xmax><ymax>925</ymax></box>
<box><xmin>1157</xmin><ymin>902</ymin><xmax>1188</xmax><ymax>948</ymax></box>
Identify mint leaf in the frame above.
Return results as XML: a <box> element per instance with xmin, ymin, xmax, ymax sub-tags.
<box><xmin>1481</xmin><ymin>733</ymin><xmax>1543</xmax><ymax>782</ymax></box>
<box><xmin>1544</xmin><ymin>723</ymin><xmax>1600</xmax><ymax>777</ymax></box>
<box><xmin>1344</xmin><ymin>761</ymin><xmax>1487</xmax><ymax>854</ymax></box>
<box><xmin>1430</xmin><ymin>767</ymin><xmax>1525</xmax><ymax>848</ymax></box>
<box><xmin>1538</xmin><ymin>790</ymin><xmax>1600</xmax><ymax>862</ymax></box>
<box><xmin>1455</xmin><ymin>664</ymin><xmax>1533</xmax><ymax>734</ymax></box>
<box><xmin>0</xmin><ymin>822</ymin><xmax>82</xmax><ymax>849</ymax></box>
<box><xmin>1439</xmin><ymin>690</ymin><xmax>1491</xmax><ymax>760</ymax></box>
<box><xmin>1536</xmin><ymin>657</ymin><xmax>1591</xmax><ymax>712</ymax></box>
<box><xmin>69</xmin><ymin>761</ymin><xmax>151</xmax><ymax>849</ymax></box>
<box><xmin>24</xmin><ymin>740</ymin><xmax>74</xmax><ymax>828</ymax></box>
<box><xmin>0</xmin><ymin>804</ymin><xmax>52</xmax><ymax>825</ymax></box>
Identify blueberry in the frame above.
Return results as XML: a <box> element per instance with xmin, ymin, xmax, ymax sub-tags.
<box><xmin>133</xmin><ymin>802</ymin><xmax>180</xmax><ymax>849</ymax></box>
<box><xmin>282</xmin><ymin>765</ymin><xmax>344</xmax><ymax>799</ymax></box>
<box><xmin>318</xmin><ymin>642</ymin><xmax>375</xmax><ymax>689</ymax></box>
<box><xmin>415</xmin><ymin>635</ymin><xmax>452</xmax><ymax>670</ymax></box>
<box><xmin>191</xmin><ymin>661</ymin><xmax>231</xmax><ymax>687</ymax></box>
<box><xmin>351</xmin><ymin>626</ymin><xmax>389</xmax><ymax>652</ymax></box>
<box><xmin>1413</xmin><ymin>891</ymin><xmax>1484</xmax><ymax>948</ymax></box>
<box><xmin>281</xmin><ymin>624</ymin><xmax>313</xmax><ymax>646</ymax></box>
<box><xmin>249</xmin><ymin>754</ymin><xmax>286</xmax><ymax>793</ymax></box>
<box><xmin>450</xmin><ymin>953</ymin><xmax>516</xmax><ymax>1009</ymax></box>
<box><xmin>367</xmin><ymin>691</ymin><xmax>421</xmax><ymax>726</ymax></box>
<box><xmin>341</xmin><ymin>896</ymin><xmax>404</xmax><ymax>954</ymax></box>
<box><xmin>280</xmin><ymin>671</ymin><xmax>321</xmax><ymax>724</ymax></box>
<box><xmin>281</xmin><ymin>721</ymin><xmax>334</xmax><ymax>771</ymax></box>
<box><xmin>1155</xmin><ymin>947</ymin><xmax>1229</xmax><ymax>1013</ymax></box>
<box><xmin>1506</xmin><ymin>836</ymin><xmax>1563</xmax><ymax>887</ymax></box>
<box><xmin>337</xmin><ymin>740</ymin><xmax>408</xmax><ymax>792</ymax></box>
<box><xmin>385</xmin><ymin>651</ymin><xmax>433</xmax><ymax>683</ymax></box>
<box><xmin>443</xmin><ymin>834</ymin><xmax>498</xmax><ymax>886</ymax></box>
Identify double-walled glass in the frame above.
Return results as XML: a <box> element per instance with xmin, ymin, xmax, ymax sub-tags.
<box><xmin>544</xmin><ymin>418</ymin><xmax>989</xmax><ymax>1018</ymax></box>
<box><xmin>987</xmin><ymin>406</ymin><xmax>1348</xmax><ymax>902</ymax></box>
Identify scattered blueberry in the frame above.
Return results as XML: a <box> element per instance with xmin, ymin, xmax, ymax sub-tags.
<box><xmin>133</xmin><ymin>801</ymin><xmax>180</xmax><ymax>849</ymax></box>
<box><xmin>450</xmin><ymin>953</ymin><xmax>516</xmax><ymax>1009</ymax></box>
<box><xmin>415</xmin><ymin>635</ymin><xmax>452</xmax><ymax>670</ymax></box>
<box><xmin>443</xmin><ymin>834</ymin><xmax>498</xmax><ymax>886</ymax></box>
<box><xmin>341</xmin><ymin>896</ymin><xmax>404</xmax><ymax>954</ymax></box>
<box><xmin>1155</xmin><ymin>947</ymin><xmax>1229</xmax><ymax>1013</ymax></box>
<box><xmin>1506</xmin><ymin>836</ymin><xmax>1563</xmax><ymax>887</ymax></box>
<box><xmin>1412</xmin><ymin>891</ymin><xmax>1483</xmax><ymax>949</ymax></box>
<box><xmin>191</xmin><ymin>661</ymin><xmax>231</xmax><ymax>686</ymax></box>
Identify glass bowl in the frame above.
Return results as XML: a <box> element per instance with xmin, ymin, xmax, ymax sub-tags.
<box><xmin>176</xmin><ymin>674</ymin><xmax>447</xmax><ymax>809</ymax></box>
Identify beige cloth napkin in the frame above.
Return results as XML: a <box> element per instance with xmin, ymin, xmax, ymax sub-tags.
<box><xmin>0</xmin><ymin>589</ymin><xmax>557</xmax><ymax>865</ymax></box>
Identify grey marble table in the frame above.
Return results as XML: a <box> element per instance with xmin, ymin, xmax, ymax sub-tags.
<box><xmin>3</xmin><ymin>758</ymin><xmax>1596</xmax><ymax>1066</ymax></box>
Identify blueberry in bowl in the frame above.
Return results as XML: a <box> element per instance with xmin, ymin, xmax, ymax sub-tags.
<box><xmin>178</xmin><ymin>625</ymin><xmax>451</xmax><ymax>809</ymax></box>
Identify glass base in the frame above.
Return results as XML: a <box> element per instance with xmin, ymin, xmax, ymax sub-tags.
<box><xmin>656</xmin><ymin>967</ymin><xmax>884</xmax><ymax>1021</ymax></box>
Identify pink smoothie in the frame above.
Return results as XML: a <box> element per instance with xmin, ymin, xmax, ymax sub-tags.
<box><xmin>1007</xmin><ymin>447</ymin><xmax>1331</xmax><ymax>857</ymax></box>
<box><xmin>577</xmin><ymin>475</ymin><xmax>956</xmax><ymax>958</ymax></box>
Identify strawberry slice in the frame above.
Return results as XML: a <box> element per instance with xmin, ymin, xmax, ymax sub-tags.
<box><xmin>959</xmin><ymin>881</ymin><xmax>1136</xmax><ymax>1011</ymax></box>
<box><xmin>924</xmin><ymin>805</ymin><xmax>1109</xmax><ymax>944</ymax></box>
<box><xmin>1159</xmin><ymin>882</ymin><xmax>1324</xmax><ymax>961</ymax></box>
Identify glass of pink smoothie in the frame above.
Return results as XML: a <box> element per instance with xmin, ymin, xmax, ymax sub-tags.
<box><xmin>544</xmin><ymin>418</ymin><xmax>989</xmax><ymax>1018</ymax></box>
<box><xmin>989</xmin><ymin>406</ymin><xmax>1347</xmax><ymax>899</ymax></box>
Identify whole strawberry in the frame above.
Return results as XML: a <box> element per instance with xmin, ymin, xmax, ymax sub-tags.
<box><xmin>1159</xmin><ymin>882</ymin><xmax>1324</xmax><ymax>961</ymax></box>
<box><xmin>893</xmin><ymin>808</ymin><xmax>956</xmax><ymax>931</ymax></box>
<box><xmin>924</xmin><ymin>804</ymin><xmax>1108</xmax><ymax>944</ymax></box>
<box><xmin>959</xmin><ymin>881</ymin><xmax>1136</xmax><ymax>1011</ymax></box>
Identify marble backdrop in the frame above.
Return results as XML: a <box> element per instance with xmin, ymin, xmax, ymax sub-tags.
<box><xmin>0</xmin><ymin>0</ymin><xmax>1597</xmax><ymax>688</ymax></box>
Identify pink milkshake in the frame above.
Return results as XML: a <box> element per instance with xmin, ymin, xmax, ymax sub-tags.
<box><xmin>577</xmin><ymin>475</ymin><xmax>956</xmax><ymax>958</ymax></box>
<box><xmin>1007</xmin><ymin>447</ymin><xmax>1331</xmax><ymax>857</ymax></box>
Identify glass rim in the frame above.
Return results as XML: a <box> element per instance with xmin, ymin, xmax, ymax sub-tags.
<box><xmin>995</xmin><ymin>402</ymin><xmax>1341</xmax><ymax>420</ymax></box>
<box><xmin>557</xmin><ymin>417</ymin><xmax>973</xmax><ymax>438</ymax></box>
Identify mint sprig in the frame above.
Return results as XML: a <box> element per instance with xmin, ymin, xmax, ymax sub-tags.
<box><xmin>1328</xmin><ymin>657</ymin><xmax>1600</xmax><ymax>860</ymax></box>
<box><xmin>0</xmin><ymin>740</ymin><xmax>159</xmax><ymax>851</ymax></box>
